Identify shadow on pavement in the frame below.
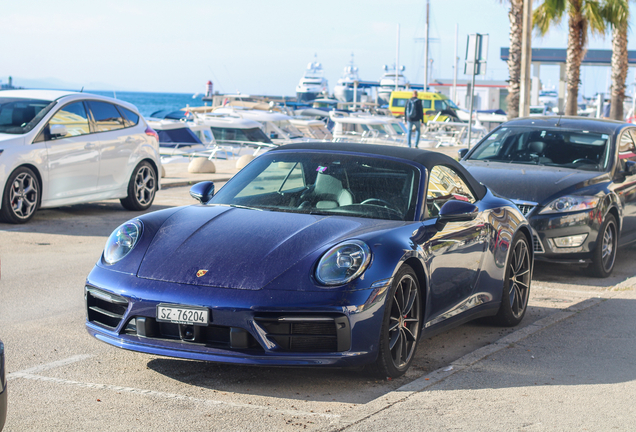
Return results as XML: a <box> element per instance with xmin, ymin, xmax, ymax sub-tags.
<box><xmin>0</xmin><ymin>202</ymin><xmax>174</xmax><ymax>237</ymax></box>
<box><xmin>532</xmin><ymin>243</ymin><xmax>636</xmax><ymax>288</ymax></box>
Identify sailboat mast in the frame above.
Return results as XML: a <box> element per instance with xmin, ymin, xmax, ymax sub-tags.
<box><xmin>396</xmin><ymin>24</ymin><xmax>400</xmax><ymax>92</ymax></box>
<box><xmin>424</xmin><ymin>0</ymin><xmax>429</xmax><ymax>90</ymax></box>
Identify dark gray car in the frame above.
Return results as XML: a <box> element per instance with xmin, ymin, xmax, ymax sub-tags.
<box><xmin>460</xmin><ymin>116</ymin><xmax>636</xmax><ymax>277</ymax></box>
<box><xmin>0</xmin><ymin>339</ymin><xmax>6</xmax><ymax>431</ymax></box>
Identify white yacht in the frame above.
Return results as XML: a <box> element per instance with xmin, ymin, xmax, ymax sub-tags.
<box><xmin>213</xmin><ymin>107</ymin><xmax>309</xmax><ymax>144</ymax></box>
<box><xmin>377</xmin><ymin>64</ymin><xmax>409</xmax><ymax>106</ymax></box>
<box><xmin>330</xmin><ymin>111</ymin><xmax>407</xmax><ymax>146</ymax></box>
<box><xmin>333</xmin><ymin>55</ymin><xmax>367</xmax><ymax>103</ymax></box>
<box><xmin>296</xmin><ymin>58</ymin><xmax>329</xmax><ymax>102</ymax></box>
<box><xmin>150</xmin><ymin>110</ymin><xmax>276</xmax><ymax>162</ymax></box>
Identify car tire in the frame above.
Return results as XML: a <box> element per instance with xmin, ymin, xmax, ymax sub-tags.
<box><xmin>120</xmin><ymin>161</ymin><xmax>157</xmax><ymax>211</ymax></box>
<box><xmin>0</xmin><ymin>166</ymin><xmax>41</xmax><ymax>224</ymax></box>
<box><xmin>491</xmin><ymin>232</ymin><xmax>531</xmax><ymax>327</ymax></box>
<box><xmin>588</xmin><ymin>214</ymin><xmax>618</xmax><ymax>278</ymax></box>
<box><xmin>371</xmin><ymin>265</ymin><xmax>422</xmax><ymax>378</ymax></box>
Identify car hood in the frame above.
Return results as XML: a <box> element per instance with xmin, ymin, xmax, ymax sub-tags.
<box><xmin>461</xmin><ymin>161</ymin><xmax>604</xmax><ymax>203</ymax></box>
<box><xmin>0</xmin><ymin>133</ymin><xmax>24</xmax><ymax>144</ymax></box>
<box><xmin>137</xmin><ymin>205</ymin><xmax>396</xmax><ymax>290</ymax></box>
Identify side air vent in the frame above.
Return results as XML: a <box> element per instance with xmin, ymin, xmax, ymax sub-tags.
<box><xmin>533</xmin><ymin>233</ymin><xmax>545</xmax><ymax>253</ymax></box>
<box><xmin>85</xmin><ymin>287</ymin><xmax>128</xmax><ymax>329</ymax></box>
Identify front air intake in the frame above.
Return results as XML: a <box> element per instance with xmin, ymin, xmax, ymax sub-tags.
<box><xmin>85</xmin><ymin>287</ymin><xmax>128</xmax><ymax>329</ymax></box>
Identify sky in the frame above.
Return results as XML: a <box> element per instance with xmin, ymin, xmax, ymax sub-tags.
<box><xmin>1</xmin><ymin>0</ymin><xmax>635</xmax><ymax>98</ymax></box>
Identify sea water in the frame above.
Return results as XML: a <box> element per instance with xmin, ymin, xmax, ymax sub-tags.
<box><xmin>87</xmin><ymin>90</ymin><xmax>206</xmax><ymax>118</ymax></box>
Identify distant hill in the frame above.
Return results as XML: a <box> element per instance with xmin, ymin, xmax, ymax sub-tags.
<box><xmin>0</xmin><ymin>76</ymin><xmax>132</xmax><ymax>92</ymax></box>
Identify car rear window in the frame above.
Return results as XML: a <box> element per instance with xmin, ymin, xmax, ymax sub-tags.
<box><xmin>87</xmin><ymin>101</ymin><xmax>126</xmax><ymax>132</ymax></box>
<box><xmin>119</xmin><ymin>107</ymin><xmax>140</xmax><ymax>127</ymax></box>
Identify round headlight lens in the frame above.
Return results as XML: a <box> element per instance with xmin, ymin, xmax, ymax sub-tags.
<box><xmin>103</xmin><ymin>220</ymin><xmax>142</xmax><ymax>264</ymax></box>
<box><xmin>315</xmin><ymin>240</ymin><xmax>371</xmax><ymax>286</ymax></box>
<box><xmin>539</xmin><ymin>195</ymin><xmax>600</xmax><ymax>214</ymax></box>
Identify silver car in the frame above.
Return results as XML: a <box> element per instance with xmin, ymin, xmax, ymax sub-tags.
<box><xmin>0</xmin><ymin>90</ymin><xmax>161</xmax><ymax>223</ymax></box>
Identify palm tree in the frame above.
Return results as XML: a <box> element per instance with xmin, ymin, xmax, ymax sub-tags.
<box><xmin>604</xmin><ymin>0</ymin><xmax>629</xmax><ymax>120</ymax></box>
<box><xmin>534</xmin><ymin>0</ymin><xmax>608</xmax><ymax>116</ymax></box>
<box><xmin>504</xmin><ymin>0</ymin><xmax>524</xmax><ymax>120</ymax></box>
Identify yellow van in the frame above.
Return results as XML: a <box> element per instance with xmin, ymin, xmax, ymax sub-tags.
<box><xmin>389</xmin><ymin>91</ymin><xmax>460</xmax><ymax>122</ymax></box>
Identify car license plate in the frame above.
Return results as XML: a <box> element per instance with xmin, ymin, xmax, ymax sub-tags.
<box><xmin>156</xmin><ymin>304</ymin><xmax>209</xmax><ymax>326</ymax></box>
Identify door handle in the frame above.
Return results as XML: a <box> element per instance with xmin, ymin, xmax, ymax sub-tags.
<box><xmin>85</xmin><ymin>143</ymin><xmax>97</xmax><ymax>150</ymax></box>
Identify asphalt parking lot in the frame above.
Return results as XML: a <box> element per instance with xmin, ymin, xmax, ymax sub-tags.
<box><xmin>1</xmin><ymin>184</ymin><xmax>635</xmax><ymax>431</ymax></box>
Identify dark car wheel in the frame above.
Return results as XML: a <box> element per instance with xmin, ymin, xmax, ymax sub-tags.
<box><xmin>372</xmin><ymin>265</ymin><xmax>422</xmax><ymax>378</ymax></box>
<box><xmin>492</xmin><ymin>232</ymin><xmax>531</xmax><ymax>327</ymax></box>
<box><xmin>120</xmin><ymin>161</ymin><xmax>157</xmax><ymax>211</ymax></box>
<box><xmin>0</xmin><ymin>166</ymin><xmax>40</xmax><ymax>224</ymax></box>
<box><xmin>588</xmin><ymin>214</ymin><xmax>617</xmax><ymax>278</ymax></box>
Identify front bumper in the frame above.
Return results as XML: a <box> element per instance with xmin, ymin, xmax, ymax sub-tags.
<box><xmin>85</xmin><ymin>266</ymin><xmax>389</xmax><ymax>367</ymax></box>
<box><xmin>529</xmin><ymin>208</ymin><xmax>602</xmax><ymax>264</ymax></box>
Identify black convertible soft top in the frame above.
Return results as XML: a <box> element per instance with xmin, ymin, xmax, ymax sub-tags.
<box><xmin>271</xmin><ymin>142</ymin><xmax>487</xmax><ymax>200</ymax></box>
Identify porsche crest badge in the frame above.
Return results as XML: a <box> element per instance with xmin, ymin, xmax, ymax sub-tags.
<box><xmin>196</xmin><ymin>269</ymin><xmax>208</xmax><ymax>277</ymax></box>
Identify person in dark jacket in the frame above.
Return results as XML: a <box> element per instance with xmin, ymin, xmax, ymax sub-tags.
<box><xmin>405</xmin><ymin>90</ymin><xmax>423</xmax><ymax>148</ymax></box>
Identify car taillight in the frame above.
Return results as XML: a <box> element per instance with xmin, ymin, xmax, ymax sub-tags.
<box><xmin>145</xmin><ymin>127</ymin><xmax>159</xmax><ymax>141</ymax></box>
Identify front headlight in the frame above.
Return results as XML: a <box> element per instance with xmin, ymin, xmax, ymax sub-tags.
<box><xmin>103</xmin><ymin>220</ymin><xmax>142</xmax><ymax>264</ymax></box>
<box><xmin>539</xmin><ymin>195</ymin><xmax>599</xmax><ymax>214</ymax></box>
<box><xmin>315</xmin><ymin>240</ymin><xmax>371</xmax><ymax>286</ymax></box>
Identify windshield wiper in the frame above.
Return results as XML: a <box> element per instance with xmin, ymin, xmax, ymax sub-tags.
<box><xmin>211</xmin><ymin>204</ymin><xmax>263</xmax><ymax>211</ymax></box>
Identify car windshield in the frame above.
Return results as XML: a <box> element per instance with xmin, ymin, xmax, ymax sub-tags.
<box><xmin>468</xmin><ymin>126</ymin><xmax>611</xmax><ymax>171</ymax></box>
<box><xmin>0</xmin><ymin>98</ymin><xmax>56</xmax><ymax>134</ymax></box>
<box><xmin>434</xmin><ymin>99</ymin><xmax>459</xmax><ymax>111</ymax></box>
<box><xmin>211</xmin><ymin>152</ymin><xmax>420</xmax><ymax>221</ymax></box>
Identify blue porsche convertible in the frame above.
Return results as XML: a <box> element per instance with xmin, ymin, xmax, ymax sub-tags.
<box><xmin>85</xmin><ymin>143</ymin><xmax>533</xmax><ymax>377</ymax></box>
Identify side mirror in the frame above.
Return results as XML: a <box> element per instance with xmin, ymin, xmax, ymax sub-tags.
<box><xmin>457</xmin><ymin>148</ymin><xmax>469</xmax><ymax>159</ymax></box>
<box><xmin>625</xmin><ymin>160</ymin><xmax>636</xmax><ymax>175</ymax></box>
<box><xmin>49</xmin><ymin>124</ymin><xmax>67</xmax><ymax>138</ymax></box>
<box><xmin>435</xmin><ymin>200</ymin><xmax>479</xmax><ymax>230</ymax></box>
<box><xmin>190</xmin><ymin>181</ymin><xmax>215</xmax><ymax>204</ymax></box>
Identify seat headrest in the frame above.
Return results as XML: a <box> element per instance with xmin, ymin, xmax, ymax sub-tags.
<box><xmin>314</xmin><ymin>172</ymin><xmax>343</xmax><ymax>196</ymax></box>
<box><xmin>528</xmin><ymin>141</ymin><xmax>545</xmax><ymax>153</ymax></box>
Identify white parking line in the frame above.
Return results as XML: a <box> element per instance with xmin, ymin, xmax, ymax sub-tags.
<box><xmin>7</xmin><ymin>354</ymin><xmax>94</xmax><ymax>379</ymax></box>
<box><xmin>11</xmin><ymin>372</ymin><xmax>341</xmax><ymax>419</ymax></box>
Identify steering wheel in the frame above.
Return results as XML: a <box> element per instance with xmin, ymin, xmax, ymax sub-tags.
<box><xmin>361</xmin><ymin>198</ymin><xmax>401</xmax><ymax>212</ymax></box>
<box><xmin>572</xmin><ymin>158</ymin><xmax>597</xmax><ymax>165</ymax></box>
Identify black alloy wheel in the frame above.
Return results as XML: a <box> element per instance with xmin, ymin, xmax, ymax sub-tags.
<box><xmin>589</xmin><ymin>214</ymin><xmax>618</xmax><ymax>278</ymax></box>
<box><xmin>372</xmin><ymin>265</ymin><xmax>422</xmax><ymax>378</ymax></box>
<box><xmin>492</xmin><ymin>232</ymin><xmax>531</xmax><ymax>327</ymax></box>
<box><xmin>120</xmin><ymin>161</ymin><xmax>157</xmax><ymax>211</ymax></box>
<box><xmin>0</xmin><ymin>166</ymin><xmax>40</xmax><ymax>224</ymax></box>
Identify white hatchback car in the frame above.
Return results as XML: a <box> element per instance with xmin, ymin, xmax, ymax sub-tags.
<box><xmin>0</xmin><ymin>90</ymin><xmax>161</xmax><ymax>223</ymax></box>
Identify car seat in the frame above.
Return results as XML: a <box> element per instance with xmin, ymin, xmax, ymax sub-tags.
<box><xmin>299</xmin><ymin>168</ymin><xmax>354</xmax><ymax>209</ymax></box>
<box><xmin>527</xmin><ymin>141</ymin><xmax>553</xmax><ymax>164</ymax></box>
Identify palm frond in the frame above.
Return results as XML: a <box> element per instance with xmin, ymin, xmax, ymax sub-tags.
<box><xmin>533</xmin><ymin>0</ymin><xmax>567</xmax><ymax>35</ymax></box>
<box><xmin>583</xmin><ymin>0</ymin><xmax>607</xmax><ymax>34</ymax></box>
<box><xmin>601</xmin><ymin>0</ymin><xmax>629</xmax><ymax>30</ymax></box>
